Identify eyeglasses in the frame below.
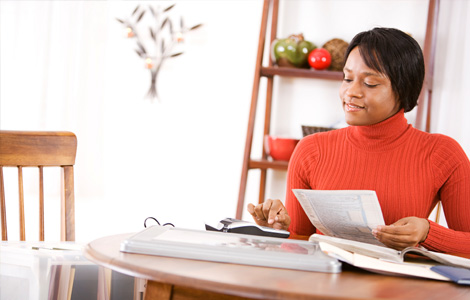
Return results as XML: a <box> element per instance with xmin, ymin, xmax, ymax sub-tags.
<box><xmin>144</xmin><ymin>217</ymin><xmax>175</xmax><ymax>228</ymax></box>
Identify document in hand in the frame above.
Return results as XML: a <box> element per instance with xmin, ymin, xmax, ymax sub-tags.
<box><xmin>120</xmin><ymin>225</ymin><xmax>341</xmax><ymax>273</ymax></box>
<box><xmin>292</xmin><ymin>189</ymin><xmax>385</xmax><ymax>246</ymax></box>
<box><xmin>310</xmin><ymin>234</ymin><xmax>470</xmax><ymax>282</ymax></box>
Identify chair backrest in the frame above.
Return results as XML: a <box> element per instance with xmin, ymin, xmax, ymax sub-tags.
<box><xmin>0</xmin><ymin>130</ymin><xmax>77</xmax><ymax>241</ymax></box>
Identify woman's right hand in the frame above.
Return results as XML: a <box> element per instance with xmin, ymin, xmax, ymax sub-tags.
<box><xmin>247</xmin><ymin>199</ymin><xmax>291</xmax><ymax>231</ymax></box>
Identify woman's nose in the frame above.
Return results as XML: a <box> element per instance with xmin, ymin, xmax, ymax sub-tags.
<box><xmin>346</xmin><ymin>81</ymin><xmax>363</xmax><ymax>98</ymax></box>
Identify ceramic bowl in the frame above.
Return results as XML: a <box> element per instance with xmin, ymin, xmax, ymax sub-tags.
<box><xmin>265</xmin><ymin>135</ymin><xmax>300</xmax><ymax>161</ymax></box>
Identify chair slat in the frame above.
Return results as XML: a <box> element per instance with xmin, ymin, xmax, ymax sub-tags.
<box><xmin>435</xmin><ymin>201</ymin><xmax>442</xmax><ymax>223</ymax></box>
<box><xmin>39</xmin><ymin>166</ymin><xmax>44</xmax><ymax>241</ymax></box>
<box><xmin>0</xmin><ymin>167</ymin><xmax>7</xmax><ymax>240</ymax></box>
<box><xmin>18</xmin><ymin>166</ymin><xmax>25</xmax><ymax>241</ymax></box>
<box><xmin>61</xmin><ymin>166</ymin><xmax>75</xmax><ymax>241</ymax></box>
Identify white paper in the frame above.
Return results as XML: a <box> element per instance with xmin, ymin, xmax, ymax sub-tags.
<box><xmin>293</xmin><ymin>189</ymin><xmax>385</xmax><ymax>246</ymax></box>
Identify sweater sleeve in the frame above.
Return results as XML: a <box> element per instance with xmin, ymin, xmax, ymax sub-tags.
<box><xmin>285</xmin><ymin>136</ymin><xmax>317</xmax><ymax>236</ymax></box>
<box><xmin>421</xmin><ymin>135</ymin><xmax>470</xmax><ymax>254</ymax></box>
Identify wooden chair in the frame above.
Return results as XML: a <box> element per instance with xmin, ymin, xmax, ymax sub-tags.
<box><xmin>0</xmin><ymin>131</ymin><xmax>77</xmax><ymax>241</ymax></box>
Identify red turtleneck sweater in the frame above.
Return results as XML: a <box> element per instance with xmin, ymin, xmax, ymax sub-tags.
<box><xmin>286</xmin><ymin>110</ymin><xmax>470</xmax><ymax>253</ymax></box>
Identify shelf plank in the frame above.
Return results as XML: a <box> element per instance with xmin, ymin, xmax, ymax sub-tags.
<box><xmin>249</xmin><ymin>159</ymin><xmax>288</xmax><ymax>170</ymax></box>
<box><xmin>260</xmin><ymin>66</ymin><xmax>343</xmax><ymax>81</ymax></box>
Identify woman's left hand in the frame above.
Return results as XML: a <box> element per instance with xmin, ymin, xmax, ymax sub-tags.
<box><xmin>372</xmin><ymin>217</ymin><xmax>430</xmax><ymax>250</ymax></box>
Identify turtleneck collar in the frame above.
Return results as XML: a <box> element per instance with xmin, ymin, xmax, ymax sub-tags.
<box><xmin>346</xmin><ymin>109</ymin><xmax>412</xmax><ymax>152</ymax></box>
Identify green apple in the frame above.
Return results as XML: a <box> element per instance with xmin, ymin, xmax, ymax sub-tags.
<box><xmin>272</xmin><ymin>34</ymin><xmax>316</xmax><ymax>68</ymax></box>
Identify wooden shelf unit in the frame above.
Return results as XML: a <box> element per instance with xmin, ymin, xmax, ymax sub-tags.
<box><xmin>236</xmin><ymin>0</ymin><xmax>439</xmax><ymax>219</ymax></box>
<box><xmin>248</xmin><ymin>158</ymin><xmax>288</xmax><ymax>170</ymax></box>
<box><xmin>260</xmin><ymin>66</ymin><xmax>343</xmax><ymax>80</ymax></box>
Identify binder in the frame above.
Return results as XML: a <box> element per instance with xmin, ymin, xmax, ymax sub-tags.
<box><xmin>120</xmin><ymin>225</ymin><xmax>341</xmax><ymax>273</ymax></box>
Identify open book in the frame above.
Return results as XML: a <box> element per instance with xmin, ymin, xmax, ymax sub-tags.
<box><xmin>310</xmin><ymin>234</ymin><xmax>470</xmax><ymax>269</ymax></box>
<box><xmin>310</xmin><ymin>234</ymin><xmax>470</xmax><ymax>282</ymax></box>
<box><xmin>313</xmin><ymin>237</ymin><xmax>449</xmax><ymax>281</ymax></box>
<box><xmin>292</xmin><ymin>189</ymin><xmax>470</xmax><ymax>281</ymax></box>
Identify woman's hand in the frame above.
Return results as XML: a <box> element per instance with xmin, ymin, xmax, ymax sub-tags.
<box><xmin>247</xmin><ymin>199</ymin><xmax>291</xmax><ymax>231</ymax></box>
<box><xmin>372</xmin><ymin>217</ymin><xmax>430</xmax><ymax>250</ymax></box>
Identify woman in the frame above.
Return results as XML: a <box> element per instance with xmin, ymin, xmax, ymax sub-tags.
<box><xmin>248</xmin><ymin>27</ymin><xmax>470</xmax><ymax>254</ymax></box>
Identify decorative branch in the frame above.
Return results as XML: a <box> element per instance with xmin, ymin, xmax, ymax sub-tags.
<box><xmin>117</xmin><ymin>3</ymin><xmax>202</xmax><ymax>100</ymax></box>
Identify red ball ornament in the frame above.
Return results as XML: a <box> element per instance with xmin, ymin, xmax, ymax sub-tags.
<box><xmin>308</xmin><ymin>48</ymin><xmax>332</xmax><ymax>70</ymax></box>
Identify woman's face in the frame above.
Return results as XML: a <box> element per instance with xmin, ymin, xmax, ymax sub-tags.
<box><xmin>339</xmin><ymin>47</ymin><xmax>400</xmax><ymax>126</ymax></box>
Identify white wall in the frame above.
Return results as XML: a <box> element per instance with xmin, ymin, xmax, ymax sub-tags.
<box><xmin>1</xmin><ymin>0</ymin><xmax>262</xmax><ymax>242</ymax></box>
<box><xmin>1</xmin><ymin>0</ymin><xmax>466</xmax><ymax>243</ymax></box>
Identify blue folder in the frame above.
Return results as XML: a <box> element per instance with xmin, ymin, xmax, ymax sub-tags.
<box><xmin>431</xmin><ymin>265</ymin><xmax>470</xmax><ymax>285</ymax></box>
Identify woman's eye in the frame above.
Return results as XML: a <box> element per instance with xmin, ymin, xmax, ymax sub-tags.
<box><xmin>365</xmin><ymin>83</ymin><xmax>379</xmax><ymax>88</ymax></box>
<box><xmin>343</xmin><ymin>78</ymin><xmax>353</xmax><ymax>83</ymax></box>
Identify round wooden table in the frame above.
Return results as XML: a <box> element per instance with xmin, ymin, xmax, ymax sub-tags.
<box><xmin>84</xmin><ymin>233</ymin><xmax>470</xmax><ymax>300</ymax></box>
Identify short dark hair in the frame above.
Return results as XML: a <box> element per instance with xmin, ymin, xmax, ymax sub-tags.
<box><xmin>344</xmin><ymin>27</ymin><xmax>425</xmax><ymax>112</ymax></box>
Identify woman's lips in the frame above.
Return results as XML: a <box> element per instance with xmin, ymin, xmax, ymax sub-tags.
<box><xmin>345</xmin><ymin>102</ymin><xmax>364</xmax><ymax>112</ymax></box>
